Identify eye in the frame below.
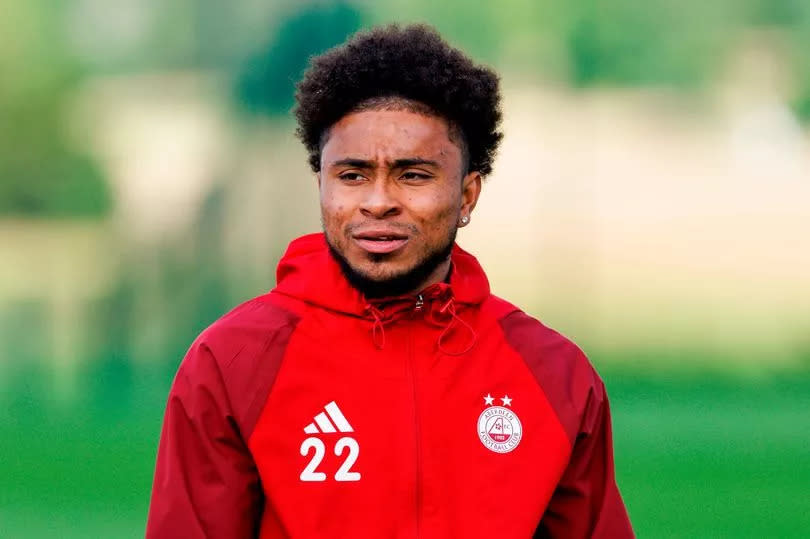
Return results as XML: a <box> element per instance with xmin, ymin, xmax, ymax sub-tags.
<box><xmin>400</xmin><ymin>171</ymin><xmax>433</xmax><ymax>181</ymax></box>
<box><xmin>338</xmin><ymin>172</ymin><xmax>365</xmax><ymax>182</ymax></box>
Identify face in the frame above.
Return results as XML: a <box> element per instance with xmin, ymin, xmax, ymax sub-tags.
<box><xmin>319</xmin><ymin>108</ymin><xmax>481</xmax><ymax>297</ymax></box>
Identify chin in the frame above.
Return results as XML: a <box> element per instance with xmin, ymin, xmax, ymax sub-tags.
<box><xmin>326</xmin><ymin>232</ymin><xmax>453</xmax><ymax>299</ymax></box>
<box><xmin>354</xmin><ymin>260</ymin><xmax>412</xmax><ymax>282</ymax></box>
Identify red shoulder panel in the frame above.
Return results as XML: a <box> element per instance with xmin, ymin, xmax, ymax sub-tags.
<box><xmin>498</xmin><ymin>310</ymin><xmax>600</xmax><ymax>445</ymax></box>
<box><xmin>200</xmin><ymin>294</ymin><xmax>301</xmax><ymax>439</ymax></box>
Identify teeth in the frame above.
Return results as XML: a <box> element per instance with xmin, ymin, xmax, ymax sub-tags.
<box><xmin>360</xmin><ymin>235</ymin><xmax>402</xmax><ymax>241</ymax></box>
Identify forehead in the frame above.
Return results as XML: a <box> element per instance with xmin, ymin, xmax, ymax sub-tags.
<box><xmin>321</xmin><ymin>109</ymin><xmax>461</xmax><ymax>163</ymax></box>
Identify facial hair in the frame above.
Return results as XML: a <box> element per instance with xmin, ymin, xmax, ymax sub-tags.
<box><xmin>326</xmin><ymin>227</ymin><xmax>457</xmax><ymax>299</ymax></box>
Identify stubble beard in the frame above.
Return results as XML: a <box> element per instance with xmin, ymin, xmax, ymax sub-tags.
<box><xmin>326</xmin><ymin>227</ymin><xmax>457</xmax><ymax>299</ymax></box>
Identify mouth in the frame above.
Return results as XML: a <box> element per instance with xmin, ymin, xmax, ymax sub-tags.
<box><xmin>352</xmin><ymin>230</ymin><xmax>410</xmax><ymax>255</ymax></box>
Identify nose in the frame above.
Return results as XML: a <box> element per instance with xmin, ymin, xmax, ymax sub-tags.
<box><xmin>360</xmin><ymin>178</ymin><xmax>401</xmax><ymax>219</ymax></box>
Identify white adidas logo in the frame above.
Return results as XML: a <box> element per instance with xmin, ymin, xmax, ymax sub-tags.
<box><xmin>300</xmin><ymin>401</ymin><xmax>361</xmax><ymax>482</ymax></box>
<box><xmin>303</xmin><ymin>401</ymin><xmax>354</xmax><ymax>434</ymax></box>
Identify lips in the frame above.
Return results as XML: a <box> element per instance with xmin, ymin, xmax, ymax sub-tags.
<box><xmin>352</xmin><ymin>230</ymin><xmax>409</xmax><ymax>254</ymax></box>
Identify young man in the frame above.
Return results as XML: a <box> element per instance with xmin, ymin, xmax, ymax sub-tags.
<box><xmin>147</xmin><ymin>24</ymin><xmax>633</xmax><ymax>538</ymax></box>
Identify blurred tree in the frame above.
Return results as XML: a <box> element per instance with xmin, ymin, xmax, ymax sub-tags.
<box><xmin>787</xmin><ymin>6</ymin><xmax>810</xmax><ymax>124</ymax></box>
<box><xmin>0</xmin><ymin>0</ymin><xmax>111</xmax><ymax>218</ymax></box>
<box><xmin>0</xmin><ymin>97</ymin><xmax>110</xmax><ymax>217</ymax></box>
<box><xmin>743</xmin><ymin>0</ymin><xmax>810</xmax><ymax>123</ymax></box>
<box><xmin>744</xmin><ymin>0</ymin><xmax>806</xmax><ymax>26</ymax></box>
<box><xmin>564</xmin><ymin>0</ymin><xmax>736</xmax><ymax>88</ymax></box>
<box><xmin>235</xmin><ymin>2</ymin><xmax>364</xmax><ymax>116</ymax></box>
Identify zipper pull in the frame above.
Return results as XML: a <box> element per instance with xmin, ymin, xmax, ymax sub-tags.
<box><xmin>414</xmin><ymin>294</ymin><xmax>424</xmax><ymax>312</ymax></box>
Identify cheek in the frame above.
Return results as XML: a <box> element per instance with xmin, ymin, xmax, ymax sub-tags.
<box><xmin>320</xmin><ymin>187</ymin><xmax>345</xmax><ymax>219</ymax></box>
<box><xmin>320</xmin><ymin>191</ymin><xmax>353</xmax><ymax>239</ymax></box>
<box><xmin>409</xmin><ymin>192</ymin><xmax>459</xmax><ymax>229</ymax></box>
<box><xmin>321</xmin><ymin>203</ymin><xmax>346</xmax><ymax>230</ymax></box>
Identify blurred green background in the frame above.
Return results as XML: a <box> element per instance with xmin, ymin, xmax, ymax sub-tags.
<box><xmin>2</xmin><ymin>0</ymin><xmax>810</xmax><ymax>537</ymax></box>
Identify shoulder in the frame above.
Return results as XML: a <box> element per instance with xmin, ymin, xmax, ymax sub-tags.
<box><xmin>498</xmin><ymin>308</ymin><xmax>592</xmax><ymax>371</ymax></box>
<box><xmin>199</xmin><ymin>294</ymin><xmax>300</xmax><ymax>350</ymax></box>
<box><xmin>180</xmin><ymin>293</ymin><xmax>300</xmax><ymax>382</ymax></box>
<box><xmin>489</xmin><ymin>300</ymin><xmax>605</xmax><ymax>444</ymax></box>
<box><xmin>173</xmin><ymin>293</ymin><xmax>301</xmax><ymax>437</ymax></box>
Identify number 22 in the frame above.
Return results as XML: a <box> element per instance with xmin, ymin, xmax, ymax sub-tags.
<box><xmin>300</xmin><ymin>437</ymin><xmax>361</xmax><ymax>482</ymax></box>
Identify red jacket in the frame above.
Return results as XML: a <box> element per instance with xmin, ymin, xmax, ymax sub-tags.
<box><xmin>147</xmin><ymin>233</ymin><xmax>633</xmax><ymax>538</ymax></box>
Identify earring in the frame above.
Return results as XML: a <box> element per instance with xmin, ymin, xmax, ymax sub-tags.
<box><xmin>460</xmin><ymin>215</ymin><xmax>470</xmax><ymax>225</ymax></box>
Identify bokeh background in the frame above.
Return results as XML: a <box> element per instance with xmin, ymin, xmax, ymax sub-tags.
<box><xmin>2</xmin><ymin>1</ymin><xmax>810</xmax><ymax>537</ymax></box>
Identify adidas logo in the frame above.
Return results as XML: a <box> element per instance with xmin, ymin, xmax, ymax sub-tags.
<box><xmin>299</xmin><ymin>401</ymin><xmax>361</xmax><ymax>482</ymax></box>
<box><xmin>303</xmin><ymin>401</ymin><xmax>354</xmax><ymax>434</ymax></box>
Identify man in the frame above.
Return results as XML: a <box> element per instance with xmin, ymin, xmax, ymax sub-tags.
<box><xmin>147</xmin><ymin>24</ymin><xmax>633</xmax><ymax>538</ymax></box>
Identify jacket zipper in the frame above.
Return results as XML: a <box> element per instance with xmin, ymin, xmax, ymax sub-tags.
<box><xmin>407</xmin><ymin>301</ymin><xmax>422</xmax><ymax>538</ymax></box>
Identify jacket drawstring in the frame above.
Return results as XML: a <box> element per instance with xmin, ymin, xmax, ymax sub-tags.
<box><xmin>436</xmin><ymin>298</ymin><xmax>477</xmax><ymax>356</ymax></box>
<box><xmin>365</xmin><ymin>296</ymin><xmax>478</xmax><ymax>355</ymax></box>
<box><xmin>366</xmin><ymin>304</ymin><xmax>386</xmax><ymax>350</ymax></box>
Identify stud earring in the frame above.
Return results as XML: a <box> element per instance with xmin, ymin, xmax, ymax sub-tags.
<box><xmin>460</xmin><ymin>215</ymin><xmax>470</xmax><ymax>225</ymax></box>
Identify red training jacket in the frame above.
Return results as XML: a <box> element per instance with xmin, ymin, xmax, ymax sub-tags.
<box><xmin>146</xmin><ymin>233</ymin><xmax>634</xmax><ymax>538</ymax></box>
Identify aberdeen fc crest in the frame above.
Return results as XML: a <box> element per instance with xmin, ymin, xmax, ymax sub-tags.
<box><xmin>477</xmin><ymin>393</ymin><xmax>522</xmax><ymax>453</ymax></box>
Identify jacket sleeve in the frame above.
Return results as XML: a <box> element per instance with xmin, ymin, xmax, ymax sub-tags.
<box><xmin>146</xmin><ymin>340</ymin><xmax>263</xmax><ymax>538</ymax></box>
<box><xmin>535</xmin><ymin>382</ymin><xmax>634</xmax><ymax>538</ymax></box>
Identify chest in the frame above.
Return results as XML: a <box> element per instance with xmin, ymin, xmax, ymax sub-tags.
<box><xmin>246</xmin><ymin>317</ymin><xmax>572</xmax><ymax>538</ymax></box>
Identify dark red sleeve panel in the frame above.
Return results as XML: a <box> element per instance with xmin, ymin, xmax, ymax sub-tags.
<box><xmin>499</xmin><ymin>311</ymin><xmax>634</xmax><ymax>539</ymax></box>
<box><xmin>146</xmin><ymin>297</ymin><xmax>298</xmax><ymax>539</ymax></box>
<box><xmin>146</xmin><ymin>341</ymin><xmax>263</xmax><ymax>538</ymax></box>
<box><xmin>534</xmin><ymin>382</ymin><xmax>634</xmax><ymax>538</ymax></box>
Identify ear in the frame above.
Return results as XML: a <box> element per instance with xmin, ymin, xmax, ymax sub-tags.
<box><xmin>458</xmin><ymin>171</ymin><xmax>482</xmax><ymax>226</ymax></box>
<box><xmin>316</xmin><ymin>171</ymin><xmax>322</xmax><ymax>190</ymax></box>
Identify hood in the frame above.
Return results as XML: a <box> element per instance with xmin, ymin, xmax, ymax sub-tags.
<box><xmin>274</xmin><ymin>233</ymin><xmax>491</xmax><ymax>318</ymax></box>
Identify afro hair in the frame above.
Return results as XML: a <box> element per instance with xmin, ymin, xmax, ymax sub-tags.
<box><xmin>294</xmin><ymin>24</ymin><xmax>502</xmax><ymax>176</ymax></box>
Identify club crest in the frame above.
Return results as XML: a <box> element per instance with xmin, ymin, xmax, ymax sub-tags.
<box><xmin>477</xmin><ymin>393</ymin><xmax>522</xmax><ymax>453</ymax></box>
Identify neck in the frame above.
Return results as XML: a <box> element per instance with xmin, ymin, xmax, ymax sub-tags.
<box><xmin>407</xmin><ymin>258</ymin><xmax>452</xmax><ymax>296</ymax></box>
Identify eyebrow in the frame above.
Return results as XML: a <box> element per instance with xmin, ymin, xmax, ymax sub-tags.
<box><xmin>328</xmin><ymin>157</ymin><xmax>440</xmax><ymax>169</ymax></box>
<box><xmin>392</xmin><ymin>158</ymin><xmax>439</xmax><ymax>169</ymax></box>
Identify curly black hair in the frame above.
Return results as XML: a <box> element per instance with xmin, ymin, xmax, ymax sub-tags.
<box><xmin>294</xmin><ymin>24</ymin><xmax>502</xmax><ymax>176</ymax></box>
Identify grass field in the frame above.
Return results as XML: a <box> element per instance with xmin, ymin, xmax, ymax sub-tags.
<box><xmin>1</xmin><ymin>368</ymin><xmax>808</xmax><ymax>538</ymax></box>
<box><xmin>610</xmin><ymin>373</ymin><xmax>810</xmax><ymax>537</ymax></box>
